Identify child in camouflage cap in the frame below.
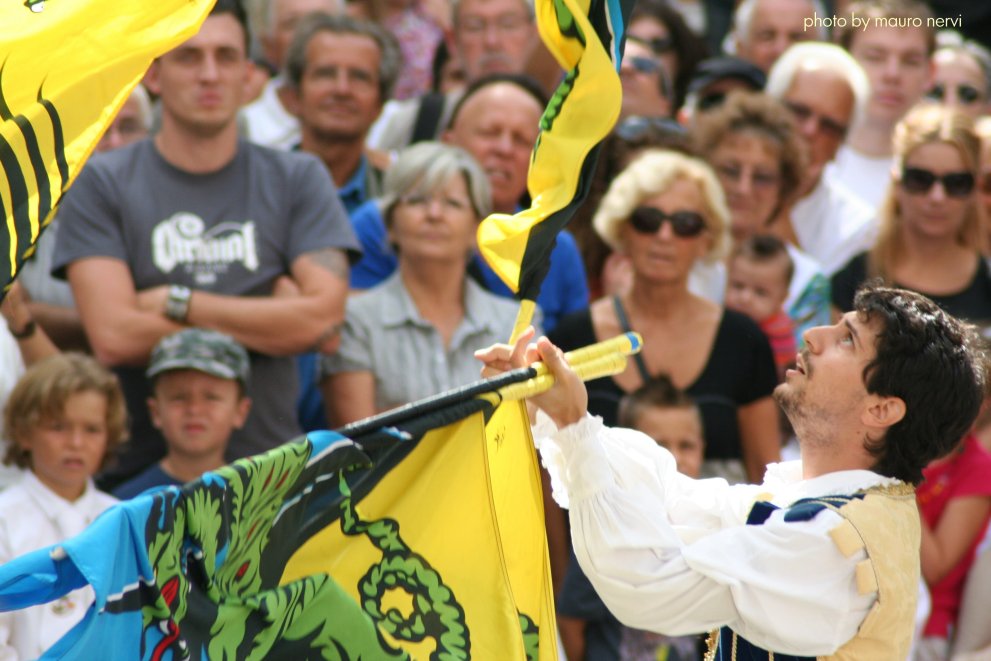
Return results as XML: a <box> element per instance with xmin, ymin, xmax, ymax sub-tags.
<box><xmin>113</xmin><ymin>329</ymin><xmax>251</xmax><ymax>499</ymax></box>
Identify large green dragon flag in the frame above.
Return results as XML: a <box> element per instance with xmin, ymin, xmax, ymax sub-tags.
<box><xmin>0</xmin><ymin>367</ymin><xmax>555</xmax><ymax>659</ymax></box>
<box><xmin>0</xmin><ymin>0</ymin><xmax>214</xmax><ymax>293</ymax></box>
<box><xmin>476</xmin><ymin>0</ymin><xmax>634</xmax><ymax>336</ymax></box>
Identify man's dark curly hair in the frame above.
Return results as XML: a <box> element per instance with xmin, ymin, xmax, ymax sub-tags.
<box><xmin>855</xmin><ymin>286</ymin><xmax>988</xmax><ymax>484</ymax></box>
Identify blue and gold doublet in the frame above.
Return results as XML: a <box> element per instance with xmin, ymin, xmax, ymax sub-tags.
<box><xmin>705</xmin><ymin>483</ymin><xmax>918</xmax><ymax>661</ymax></box>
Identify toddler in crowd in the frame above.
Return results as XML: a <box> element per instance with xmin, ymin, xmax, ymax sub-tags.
<box><xmin>0</xmin><ymin>353</ymin><xmax>127</xmax><ymax>658</ymax></box>
<box><xmin>616</xmin><ymin>375</ymin><xmax>706</xmax><ymax>660</ymax></box>
<box><xmin>114</xmin><ymin>329</ymin><xmax>251</xmax><ymax>499</ymax></box>
<box><xmin>724</xmin><ymin>235</ymin><xmax>796</xmax><ymax>380</ymax></box>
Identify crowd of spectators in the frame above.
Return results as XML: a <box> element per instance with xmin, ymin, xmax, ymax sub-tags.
<box><xmin>3</xmin><ymin>0</ymin><xmax>991</xmax><ymax>658</ymax></box>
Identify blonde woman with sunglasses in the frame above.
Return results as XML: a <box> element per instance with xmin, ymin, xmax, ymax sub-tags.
<box><xmin>831</xmin><ymin>104</ymin><xmax>991</xmax><ymax>326</ymax></box>
<box><xmin>549</xmin><ymin>149</ymin><xmax>781</xmax><ymax>486</ymax></box>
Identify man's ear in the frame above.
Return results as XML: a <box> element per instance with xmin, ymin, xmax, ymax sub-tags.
<box><xmin>862</xmin><ymin>394</ymin><xmax>906</xmax><ymax>432</ymax></box>
<box><xmin>144</xmin><ymin>61</ymin><xmax>162</xmax><ymax>96</ymax></box>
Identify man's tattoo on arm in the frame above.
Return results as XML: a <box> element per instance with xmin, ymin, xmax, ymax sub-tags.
<box><xmin>308</xmin><ymin>248</ymin><xmax>350</xmax><ymax>281</ymax></box>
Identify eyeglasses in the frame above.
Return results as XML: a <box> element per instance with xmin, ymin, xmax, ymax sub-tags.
<box><xmin>646</xmin><ymin>36</ymin><xmax>674</xmax><ymax>54</ymax></box>
<box><xmin>784</xmin><ymin>101</ymin><xmax>849</xmax><ymax>141</ymax></box>
<box><xmin>398</xmin><ymin>191</ymin><xmax>473</xmax><ymax>213</ymax></box>
<box><xmin>900</xmin><ymin>167</ymin><xmax>976</xmax><ymax>198</ymax></box>
<box><xmin>459</xmin><ymin>12</ymin><xmax>531</xmax><ymax>36</ymax></box>
<box><xmin>625</xmin><ymin>56</ymin><xmax>662</xmax><ymax>75</ymax></box>
<box><xmin>614</xmin><ymin>115</ymin><xmax>686</xmax><ymax>142</ymax></box>
<box><xmin>696</xmin><ymin>92</ymin><xmax>727</xmax><ymax>113</ymax></box>
<box><xmin>628</xmin><ymin>206</ymin><xmax>707</xmax><ymax>237</ymax></box>
<box><xmin>715</xmin><ymin>163</ymin><xmax>781</xmax><ymax>190</ymax></box>
<box><xmin>926</xmin><ymin>83</ymin><xmax>984</xmax><ymax>105</ymax></box>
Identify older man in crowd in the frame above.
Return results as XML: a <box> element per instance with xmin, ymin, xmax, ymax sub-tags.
<box><xmin>242</xmin><ymin>0</ymin><xmax>345</xmax><ymax>149</ymax></box>
<box><xmin>371</xmin><ymin>0</ymin><xmax>539</xmax><ymax>151</ymax></box>
<box><xmin>728</xmin><ymin>0</ymin><xmax>825</xmax><ymax>73</ymax></box>
<box><xmin>766</xmin><ymin>42</ymin><xmax>876</xmax><ymax>275</ymax></box>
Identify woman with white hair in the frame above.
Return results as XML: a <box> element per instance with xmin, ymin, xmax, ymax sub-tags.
<box><xmin>549</xmin><ymin>149</ymin><xmax>780</xmax><ymax>485</ymax></box>
<box><xmin>319</xmin><ymin>142</ymin><xmax>528</xmax><ymax>425</ymax></box>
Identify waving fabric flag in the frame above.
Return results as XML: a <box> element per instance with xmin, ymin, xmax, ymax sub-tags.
<box><xmin>476</xmin><ymin>0</ymin><xmax>633</xmax><ymax>333</ymax></box>
<box><xmin>0</xmin><ymin>0</ymin><xmax>214</xmax><ymax>292</ymax></box>
<box><xmin>0</xmin><ymin>369</ymin><xmax>552</xmax><ymax>659</ymax></box>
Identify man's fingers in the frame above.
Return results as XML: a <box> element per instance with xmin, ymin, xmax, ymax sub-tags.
<box><xmin>536</xmin><ymin>337</ymin><xmax>568</xmax><ymax>376</ymax></box>
<box><xmin>509</xmin><ymin>326</ymin><xmax>536</xmax><ymax>368</ymax></box>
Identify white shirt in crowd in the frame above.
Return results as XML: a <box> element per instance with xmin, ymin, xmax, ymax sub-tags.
<box><xmin>0</xmin><ymin>471</ymin><xmax>116</xmax><ymax>660</ymax></box>
<box><xmin>791</xmin><ymin>175</ymin><xmax>877</xmax><ymax>276</ymax></box>
<box><xmin>533</xmin><ymin>412</ymin><xmax>894</xmax><ymax>656</ymax></box>
<box><xmin>826</xmin><ymin>144</ymin><xmax>896</xmax><ymax>212</ymax></box>
<box><xmin>241</xmin><ymin>77</ymin><xmax>300</xmax><ymax>151</ymax></box>
<box><xmin>0</xmin><ymin>319</ymin><xmax>25</xmax><ymax>491</ymax></box>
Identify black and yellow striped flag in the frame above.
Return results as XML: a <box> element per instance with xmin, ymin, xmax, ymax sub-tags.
<box><xmin>0</xmin><ymin>0</ymin><xmax>215</xmax><ymax>294</ymax></box>
<box><xmin>477</xmin><ymin>0</ymin><xmax>634</xmax><ymax>336</ymax></box>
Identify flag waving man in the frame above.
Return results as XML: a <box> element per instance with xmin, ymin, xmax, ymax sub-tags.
<box><xmin>477</xmin><ymin>286</ymin><xmax>988</xmax><ymax>660</ymax></box>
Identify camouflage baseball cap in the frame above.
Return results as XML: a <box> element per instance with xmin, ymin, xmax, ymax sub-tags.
<box><xmin>146</xmin><ymin>328</ymin><xmax>250</xmax><ymax>385</ymax></box>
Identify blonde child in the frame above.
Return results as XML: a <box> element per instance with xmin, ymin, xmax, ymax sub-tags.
<box><xmin>0</xmin><ymin>353</ymin><xmax>127</xmax><ymax>659</ymax></box>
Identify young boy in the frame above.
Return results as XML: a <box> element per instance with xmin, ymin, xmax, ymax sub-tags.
<box><xmin>113</xmin><ymin>329</ymin><xmax>251</xmax><ymax>499</ymax></box>
<box><xmin>724</xmin><ymin>234</ymin><xmax>796</xmax><ymax>380</ymax></box>
<box><xmin>0</xmin><ymin>353</ymin><xmax>128</xmax><ymax>658</ymax></box>
<box><xmin>558</xmin><ymin>376</ymin><xmax>707</xmax><ymax>661</ymax></box>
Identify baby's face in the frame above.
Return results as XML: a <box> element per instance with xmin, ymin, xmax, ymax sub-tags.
<box><xmin>725</xmin><ymin>256</ymin><xmax>790</xmax><ymax>323</ymax></box>
<box><xmin>635</xmin><ymin>407</ymin><xmax>705</xmax><ymax>479</ymax></box>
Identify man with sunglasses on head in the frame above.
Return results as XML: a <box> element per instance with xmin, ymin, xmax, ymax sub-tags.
<box><xmin>766</xmin><ymin>42</ymin><xmax>877</xmax><ymax>276</ymax></box>
<box><xmin>828</xmin><ymin>0</ymin><xmax>935</xmax><ymax>211</ymax></box>
<box><xmin>618</xmin><ymin>36</ymin><xmax>673</xmax><ymax>121</ymax></box>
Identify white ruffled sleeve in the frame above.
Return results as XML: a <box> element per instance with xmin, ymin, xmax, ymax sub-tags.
<box><xmin>531</xmin><ymin>412</ymin><xmax>877</xmax><ymax>655</ymax></box>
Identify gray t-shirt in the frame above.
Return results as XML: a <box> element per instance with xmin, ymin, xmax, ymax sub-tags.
<box><xmin>53</xmin><ymin>138</ymin><xmax>359</xmax><ymax>482</ymax></box>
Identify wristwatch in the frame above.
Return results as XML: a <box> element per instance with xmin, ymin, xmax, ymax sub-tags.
<box><xmin>165</xmin><ymin>285</ymin><xmax>192</xmax><ymax>323</ymax></box>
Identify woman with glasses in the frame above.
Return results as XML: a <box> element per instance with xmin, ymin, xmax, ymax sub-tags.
<box><xmin>550</xmin><ymin>150</ymin><xmax>780</xmax><ymax>484</ymax></box>
<box><xmin>927</xmin><ymin>37</ymin><xmax>991</xmax><ymax>120</ymax></box>
<box><xmin>319</xmin><ymin>142</ymin><xmax>526</xmax><ymax>425</ymax></box>
<box><xmin>693</xmin><ymin>90</ymin><xmax>832</xmax><ymax>341</ymax></box>
<box><xmin>831</xmin><ymin>104</ymin><xmax>991</xmax><ymax>325</ymax></box>
<box><xmin>570</xmin><ymin>115</ymin><xmax>691</xmax><ymax>300</ymax></box>
<box><xmin>626</xmin><ymin>0</ymin><xmax>709</xmax><ymax>112</ymax></box>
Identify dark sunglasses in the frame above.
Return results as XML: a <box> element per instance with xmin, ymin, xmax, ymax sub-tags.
<box><xmin>784</xmin><ymin>101</ymin><xmax>849</xmax><ymax>140</ymax></box>
<box><xmin>629</xmin><ymin>206</ymin><xmax>707</xmax><ymax>237</ymax></box>
<box><xmin>614</xmin><ymin>115</ymin><xmax>687</xmax><ymax>142</ymax></box>
<box><xmin>901</xmin><ymin>166</ymin><xmax>976</xmax><ymax>198</ymax></box>
<box><xmin>627</xmin><ymin>55</ymin><xmax>662</xmax><ymax>75</ymax></box>
<box><xmin>926</xmin><ymin>83</ymin><xmax>984</xmax><ymax>105</ymax></box>
<box><xmin>696</xmin><ymin>92</ymin><xmax>727</xmax><ymax>113</ymax></box>
<box><xmin>647</xmin><ymin>36</ymin><xmax>674</xmax><ymax>54</ymax></box>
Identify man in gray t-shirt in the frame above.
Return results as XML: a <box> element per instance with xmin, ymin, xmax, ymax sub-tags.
<box><xmin>51</xmin><ymin>2</ymin><xmax>359</xmax><ymax>486</ymax></box>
